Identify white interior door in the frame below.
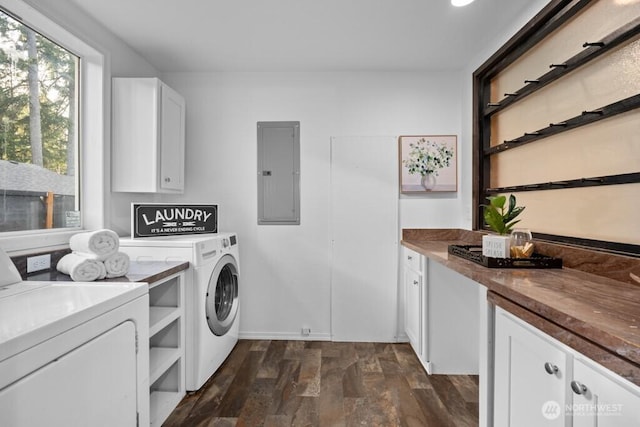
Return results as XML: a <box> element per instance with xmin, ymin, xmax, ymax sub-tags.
<box><xmin>330</xmin><ymin>136</ymin><xmax>399</xmax><ymax>342</ymax></box>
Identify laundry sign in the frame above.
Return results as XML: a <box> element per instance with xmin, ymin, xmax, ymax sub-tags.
<box><xmin>132</xmin><ymin>203</ymin><xmax>218</xmax><ymax>237</ymax></box>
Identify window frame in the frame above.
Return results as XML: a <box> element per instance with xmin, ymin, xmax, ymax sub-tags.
<box><xmin>0</xmin><ymin>0</ymin><xmax>105</xmax><ymax>254</ymax></box>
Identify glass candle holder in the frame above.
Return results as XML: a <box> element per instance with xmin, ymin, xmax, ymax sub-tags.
<box><xmin>510</xmin><ymin>228</ymin><xmax>533</xmax><ymax>258</ymax></box>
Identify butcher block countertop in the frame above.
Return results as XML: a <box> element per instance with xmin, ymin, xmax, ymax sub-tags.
<box><xmin>26</xmin><ymin>260</ymin><xmax>189</xmax><ymax>284</ymax></box>
<box><xmin>402</xmin><ymin>229</ymin><xmax>640</xmax><ymax>386</ymax></box>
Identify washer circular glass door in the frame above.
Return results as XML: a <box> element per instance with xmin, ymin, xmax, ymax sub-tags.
<box><xmin>205</xmin><ymin>254</ymin><xmax>239</xmax><ymax>336</ymax></box>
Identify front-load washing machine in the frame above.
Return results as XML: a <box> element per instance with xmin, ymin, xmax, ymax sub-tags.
<box><xmin>120</xmin><ymin>232</ymin><xmax>239</xmax><ymax>391</ymax></box>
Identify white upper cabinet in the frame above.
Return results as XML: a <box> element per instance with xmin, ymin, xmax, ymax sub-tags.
<box><xmin>112</xmin><ymin>78</ymin><xmax>185</xmax><ymax>193</ymax></box>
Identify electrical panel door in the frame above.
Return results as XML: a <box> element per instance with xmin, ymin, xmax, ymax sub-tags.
<box><xmin>257</xmin><ymin>121</ymin><xmax>300</xmax><ymax>225</ymax></box>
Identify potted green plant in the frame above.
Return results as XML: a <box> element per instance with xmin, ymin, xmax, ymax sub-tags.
<box><xmin>481</xmin><ymin>194</ymin><xmax>525</xmax><ymax>258</ymax></box>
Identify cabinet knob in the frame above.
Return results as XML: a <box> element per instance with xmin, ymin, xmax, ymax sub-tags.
<box><xmin>413</xmin><ymin>280</ymin><xmax>419</xmax><ymax>285</ymax></box>
<box><xmin>544</xmin><ymin>362</ymin><xmax>558</xmax><ymax>375</ymax></box>
<box><xmin>407</xmin><ymin>256</ymin><xmax>413</xmax><ymax>260</ymax></box>
<box><xmin>164</xmin><ymin>177</ymin><xmax>171</xmax><ymax>183</ymax></box>
<box><xmin>571</xmin><ymin>380</ymin><xmax>588</xmax><ymax>395</ymax></box>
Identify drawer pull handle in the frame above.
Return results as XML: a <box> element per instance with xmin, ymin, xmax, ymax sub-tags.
<box><xmin>544</xmin><ymin>362</ymin><xmax>558</xmax><ymax>375</ymax></box>
<box><xmin>571</xmin><ymin>380</ymin><xmax>588</xmax><ymax>395</ymax></box>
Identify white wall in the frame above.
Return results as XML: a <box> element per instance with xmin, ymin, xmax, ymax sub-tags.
<box><xmin>158</xmin><ymin>0</ymin><xmax>552</xmax><ymax>340</ymax></box>
<box><xmin>160</xmin><ymin>71</ymin><xmax>464</xmax><ymax>338</ymax></box>
<box><xmin>23</xmin><ymin>0</ymin><xmax>550</xmax><ymax>340</ymax></box>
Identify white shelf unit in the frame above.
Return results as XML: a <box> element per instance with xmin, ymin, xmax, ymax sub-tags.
<box><xmin>147</xmin><ymin>272</ymin><xmax>185</xmax><ymax>426</ymax></box>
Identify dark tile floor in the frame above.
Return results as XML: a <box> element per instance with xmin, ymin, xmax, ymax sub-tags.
<box><xmin>163</xmin><ymin>340</ymin><xmax>479</xmax><ymax>427</ymax></box>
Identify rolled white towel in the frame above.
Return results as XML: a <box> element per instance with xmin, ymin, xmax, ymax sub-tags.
<box><xmin>69</xmin><ymin>229</ymin><xmax>119</xmax><ymax>261</ymax></box>
<box><xmin>104</xmin><ymin>252</ymin><xmax>130</xmax><ymax>278</ymax></box>
<box><xmin>57</xmin><ymin>253</ymin><xmax>106</xmax><ymax>282</ymax></box>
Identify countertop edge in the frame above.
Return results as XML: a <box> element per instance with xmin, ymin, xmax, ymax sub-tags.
<box><xmin>25</xmin><ymin>261</ymin><xmax>190</xmax><ymax>284</ymax></box>
<box><xmin>112</xmin><ymin>261</ymin><xmax>190</xmax><ymax>284</ymax></box>
<box><xmin>401</xmin><ymin>238</ymin><xmax>640</xmax><ymax>386</ymax></box>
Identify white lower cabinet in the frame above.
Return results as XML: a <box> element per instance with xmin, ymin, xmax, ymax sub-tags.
<box><xmin>494</xmin><ymin>307</ymin><xmax>640</xmax><ymax>426</ymax></box>
<box><xmin>494</xmin><ymin>307</ymin><xmax>569</xmax><ymax>426</ymax></box>
<box><xmin>427</xmin><ymin>260</ymin><xmax>479</xmax><ymax>374</ymax></box>
<box><xmin>572</xmin><ymin>357</ymin><xmax>640</xmax><ymax>426</ymax></box>
<box><xmin>403</xmin><ymin>247</ymin><xmax>423</xmax><ymax>357</ymax></box>
<box><xmin>148</xmin><ymin>272</ymin><xmax>186</xmax><ymax>426</ymax></box>
<box><xmin>401</xmin><ymin>248</ymin><xmax>479</xmax><ymax>375</ymax></box>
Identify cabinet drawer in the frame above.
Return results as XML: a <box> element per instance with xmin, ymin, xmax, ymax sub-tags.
<box><xmin>404</xmin><ymin>248</ymin><xmax>422</xmax><ymax>271</ymax></box>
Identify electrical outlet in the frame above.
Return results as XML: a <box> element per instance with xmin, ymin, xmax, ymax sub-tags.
<box><xmin>27</xmin><ymin>254</ymin><xmax>51</xmax><ymax>273</ymax></box>
<box><xmin>301</xmin><ymin>327</ymin><xmax>311</xmax><ymax>336</ymax></box>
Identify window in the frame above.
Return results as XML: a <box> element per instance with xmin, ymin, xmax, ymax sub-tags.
<box><xmin>0</xmin><ymin>8</ymin><xmax>80</xmax><ymax>232</ymax></box>
<box><xmin>0</xmin><ymin>0</ymin><xmax>104</xmax><ymax>252</ymax></box>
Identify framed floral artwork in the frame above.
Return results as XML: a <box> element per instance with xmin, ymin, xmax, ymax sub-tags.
<box><xmin>399</xmin><ymin>135</ymin><xmax>457</xmax><ymax>193</ymax></box>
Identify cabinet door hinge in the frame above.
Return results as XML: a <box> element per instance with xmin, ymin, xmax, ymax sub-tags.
<box><xmin>135</xmin><ymin>332</ymin><xmax>139</xmax><ymax>354</ymax></box>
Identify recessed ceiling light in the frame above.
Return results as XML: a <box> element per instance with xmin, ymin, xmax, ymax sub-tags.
<box><xmin>451</xmin><ymin>0</ymin><xmax>475</xmax><ymax>6</ymax></box>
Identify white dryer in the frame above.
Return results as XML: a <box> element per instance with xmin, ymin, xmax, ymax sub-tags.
<box><xmin>0</xmin><ymin>281</ymin><xmax>149</xmax><ymax>426</ymax></box>
<box><xmin>120</xmin><ymin>232</ymin><xmax>240</xmax><ymax>391</ymax></box>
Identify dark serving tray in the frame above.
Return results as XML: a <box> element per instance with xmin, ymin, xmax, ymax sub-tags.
<box><xmin>448</xmin><ymin>245</ymin><xmax>563</xmax><ymax>269</ymax></box>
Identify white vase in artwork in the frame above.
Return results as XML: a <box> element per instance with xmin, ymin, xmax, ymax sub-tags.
<box><xmin>421</xmin><ymin>173</ymin><xmax>437</xmax><ymax>190</ymax></box>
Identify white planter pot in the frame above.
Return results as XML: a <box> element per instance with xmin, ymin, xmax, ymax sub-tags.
<box><xmin>482</xmin><ymin>234</ymin><xmax>510</xmax><ymax>259</ymax></box>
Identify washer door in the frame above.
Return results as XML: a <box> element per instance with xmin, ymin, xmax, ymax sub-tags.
<box><xmin>205</xmin><ymin>254</ymin><xmax>239</xmax><ymax>336</ymax></box>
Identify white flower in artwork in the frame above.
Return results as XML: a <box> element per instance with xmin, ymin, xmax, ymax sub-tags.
<box><xmin>403</xmin><ymin>138</ymin><xmax>454</xmax><ymax>176</ymax></box>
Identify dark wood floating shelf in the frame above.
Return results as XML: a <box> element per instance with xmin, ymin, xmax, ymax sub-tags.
<box><xmin>485</xmin><ymin>94</ymin><xmax>640</xmax><ymax>155</ymax></box>
<box><xmin>486</xmin><ymin>172</ymin><xmax>640</xmax><ymax>194</ymax></box>
<box><xmin>448</xmin><ymin>245</ymin><xmax>563</xmax><ymax>269</ymax></box>
<box><xmin>483</xmin><ymin>16</ymin><xmax>640</xmax><ymax>117</ymax></box>
<box><xmin>473</xmin><ymin>0</ymin><xmax>640</xmax><ymax>257</ymax></box>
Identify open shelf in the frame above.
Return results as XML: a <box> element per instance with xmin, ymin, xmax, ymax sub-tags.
<box><xmin>150</xmin><ymin>358</ymin><xmax>183</xmax><ymax>426</ymax></box>
<box><xmin>145</xmin><ymin>272</ymin><xmax>185</xmax><ymax>426</ymax></box>
<box><xmin>472</xmin><ymin>0</ymin><xmax>640</xmax><ymax>255</ymax></box>
<box><xmin>149</xmin><ymin>347</ymin><xmax>181</xmax><ymax>385</ymax></box>
<box><xmin>150</xmin><ymin>391</ymin><xmax>183</xmax><ymax>426</ymax></box>
<box><xmin>483</xmin><ymin>17</ymin><xmax>640</xmax><ymax>117</ymax></box>
<box><xmin>149</xmin><ymin>306</ymin><xmax>180</xmax><ymax>337</ymax></box>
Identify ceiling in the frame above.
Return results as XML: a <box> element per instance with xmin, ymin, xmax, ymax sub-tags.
<box><xmin>67</xmin><ymin>0</ymin><xmax>534</xmax><ymax>72</ymax></box>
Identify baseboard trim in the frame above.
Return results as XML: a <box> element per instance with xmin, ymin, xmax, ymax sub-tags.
<box><xmin>239</xmin><ymin>331</ymin><xmax>332</xmax><ymax>341</ymax></box>
<box><xmin>238</xmin><ymin>331</ymin><xmax>409</xmax><ymax>343</ymax></box>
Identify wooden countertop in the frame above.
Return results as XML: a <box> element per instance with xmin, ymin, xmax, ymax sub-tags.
<box><xmin>26</xmin><ymin>260</ymin><xmax>189</xmax><ymax>284</ymax></box>
<box><xmin>402</xmin><ymin>230</ymin><xmax>640</xmax><ymax>386</ymax></box>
